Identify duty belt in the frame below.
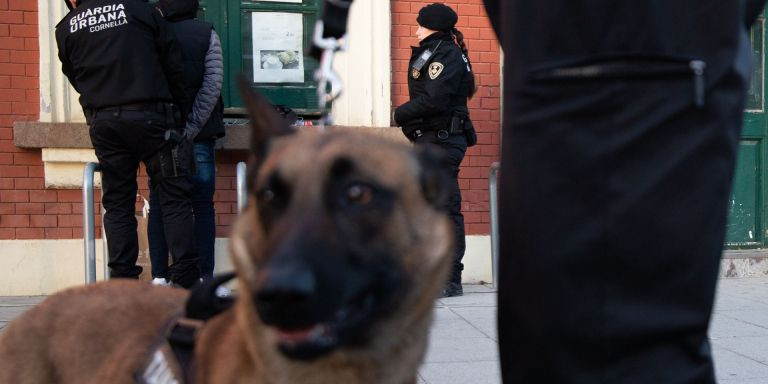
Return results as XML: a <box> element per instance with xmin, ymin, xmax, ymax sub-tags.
<box><xmin>93</xmin><ymin>102</ymin><xmax>172</xmax><ymax>113</ymax></box>
<box><xmin>410</xmin><ymin>127</ymin><xmax>464</xmax><ymax>141</ymax></box>
<box><xmin>86</xmin><ymin>102</ymin><xmax>176</xmax><ymax>123</ymax></box>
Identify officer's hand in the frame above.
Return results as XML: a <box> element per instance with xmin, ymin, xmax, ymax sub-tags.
<box><xmin>164</xmin><ymin>129</ymin><xmax>184</xmax><ymax>143</ymax></box>
<box><xmin>182</xmin><ymin>127</ymin><xmax>197</xmax><ymax>142</ymax></box>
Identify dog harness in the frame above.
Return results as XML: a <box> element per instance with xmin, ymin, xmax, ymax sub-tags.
<box><xmin>135</xmin><ymin>273</ymin><xmax>236</xmax><ymax>384</ymax></box>
<box><xmin>135</xmin><ymin>315</ymin><xmax>203</xmax><ymax>384</ymax></box>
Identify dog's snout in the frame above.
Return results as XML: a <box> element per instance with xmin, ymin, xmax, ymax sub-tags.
<box><xmin>257</xmin><ymin>265</ymin><xmax>315</xmax><ymax>304</ymax></box>
<box><xmin>255</xmin><ymin>266</ymin><xmax>317</xmax><ymax>327</ymax></box>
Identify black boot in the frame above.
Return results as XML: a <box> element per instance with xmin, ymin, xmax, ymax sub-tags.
<box><xmin>441</xmin><ymin>263</ymin><xmax>464</xmax><ymax>297</ymax></box>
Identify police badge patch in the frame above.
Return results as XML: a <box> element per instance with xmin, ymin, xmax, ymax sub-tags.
<box><xmin>428</xmin><ymin>63</ymin><xmax>444</xmax><ymax>80</ymax></box>
<box><xmin>412</xmin><ymin>69</ymin><xmax>421</xmax><ymax>79</ymax></box>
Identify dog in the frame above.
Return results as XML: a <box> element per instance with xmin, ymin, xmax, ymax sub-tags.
<box><xmin>0</xmin><ymin>81</ymin><xmax>455</xmax><ymax>384</ymax></box>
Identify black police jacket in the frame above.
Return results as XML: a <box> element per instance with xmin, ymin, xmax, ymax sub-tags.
<box><xmin>394</xmin><ymin>32</ymin><xmax>474</xmax><ymax>132</ymax></box>
<box><xmin>55</xmin><ymin>0</ymin><xmax>190</xmax><ymax>118</ymax></box>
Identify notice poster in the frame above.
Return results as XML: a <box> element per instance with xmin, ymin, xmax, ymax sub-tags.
<box><xmin>252</xmin><ymin>12</ymin><xmax>305</xmax><ymax>83</ymax></box>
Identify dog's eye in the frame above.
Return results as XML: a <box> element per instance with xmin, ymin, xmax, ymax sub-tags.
<box><xmin>257</xmin><ymin>173</ymin><xmax>289</xmax><ymax>208</ymax></box>
<box><xmin>346</xmin><ymin>183</ymin><xmax>374</xmax><ymax>206</ymax></box>
<box><xmin>259</xmin><ymin>189</ymin><xmax>276</xmax><ymax>204</ymax></box>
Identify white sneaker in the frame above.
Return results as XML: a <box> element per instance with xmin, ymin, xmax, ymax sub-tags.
<box><xmin>151</xmin><ymin>277</ymin><xmax>171</xmax><ymax>287</ymax></box>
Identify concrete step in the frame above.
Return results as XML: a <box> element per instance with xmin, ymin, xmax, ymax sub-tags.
<box><xmin>722</xmin><ymin>251</ymin><xmax>768</xmax><ymax>278</ymax></box>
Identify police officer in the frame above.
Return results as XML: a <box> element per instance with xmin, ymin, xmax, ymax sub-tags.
<box><xmin>149</xmin><ymin>0</ymin><xmax>225</xmax><ymax>286</ymax></box>
<box><xmin>394</xmin><ymin>3</ymin><xmax>477</xmax><ymax>298</ymax></box>
<box><xmin>56</xmin><ymin>0</ymin><xmax>200</xmax><ymax>288</ymax></box>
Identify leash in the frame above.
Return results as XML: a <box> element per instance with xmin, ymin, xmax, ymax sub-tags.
<box><xmin>311</xmin><ymin>0</ymin><xmax>353</xmax><ymax>128</ymax></box>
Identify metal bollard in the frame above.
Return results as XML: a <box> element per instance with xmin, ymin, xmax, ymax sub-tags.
<box><xmin>101</xmin><ymin>208</ymin><xmax>109</xmax><ymax>282</ymax></box>
<box><xmin>82</xmin><ymin>162</ymin><xmax>101</xmax><ymax>284</ymax></box>
<box><xmin>488</xmin><ymin>161</ymin><xmax>500</xmax><ymax>289</ymax></box>
<box><xmin>236</xmin><ymin>161</ymin><xmax>247</xmax><ymax>213</ymax></box>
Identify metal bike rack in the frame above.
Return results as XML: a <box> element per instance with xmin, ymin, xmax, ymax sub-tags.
<box><xmin>84</xmin><ymin>161</ymin><xmax>247</xmax><ymax>284</ymax></box>
<box><xmin>236</xmin><ymin>161</ymin><xmax>247</xmax><ymax>213</ymax></box>
<box><xmin>82</xmin><ymin>162</ymin><xmax>101</xmax><ymax>284</ymax></box>
<box><xmin>488</xmin><ymin>161</ymin><xmax>500</xmax><ymax>288</ymax></box>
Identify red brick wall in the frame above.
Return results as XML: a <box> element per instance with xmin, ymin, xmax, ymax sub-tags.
<box><xmin>0</xmin><ymin>0</ymin><xmax>46</xmax><ymax>240</ymax></box>
<box><xmin>212</xmin><ymin>152</ymin><xmax>249</xmax><ymax>238</ymax></box>
<box><xmin>391</xmin><ymin>0</ymin><xmax>500</xmax><ymax>235</ymax></box>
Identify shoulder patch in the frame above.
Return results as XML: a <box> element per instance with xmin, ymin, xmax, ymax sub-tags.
<box><xmin>428</xmin><ymin>62</ymin><xmax>444</xmax><ymax>80</ymax></box>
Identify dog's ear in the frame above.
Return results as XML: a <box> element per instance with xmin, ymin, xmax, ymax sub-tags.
<box><xmin>237</xmin><ymin>75</ymin><xmax>296</xmax><ymax>162</ymax></box>
<box><xmin>415</xmin><ymin>144</ymin><xmax>452</xmax><ymax>209</ymax></box>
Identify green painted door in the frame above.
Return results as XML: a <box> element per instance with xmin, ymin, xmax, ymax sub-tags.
<box><xmin>223</xmin><ymin>0</ymin><xmax>321</xmax><ymax>114</ymax></box>
<box><xmin>726</xmin><ymin>10</ymin><xmax>768</xmax><ymax>248</ymax></box>
<box><xmin>154</xmin><ymin>0</ymin><xmax>321</xmax><ymax>114</ymax></box>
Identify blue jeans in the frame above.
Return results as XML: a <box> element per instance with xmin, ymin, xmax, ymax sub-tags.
<box><xmin>149</xmin><ymin>140</ymin><xmax>216</xmax><ymax>280</ymax></box>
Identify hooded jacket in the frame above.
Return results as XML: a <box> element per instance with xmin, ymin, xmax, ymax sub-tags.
<box><xmin>158</xmin><ymin>0</ymin><xmax>225</xmax><ymax>141</ymax></box>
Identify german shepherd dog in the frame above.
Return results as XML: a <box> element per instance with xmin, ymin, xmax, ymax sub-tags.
<box><xmin>0</xmin><ymin>82</ymin><xmax>454</xmax><ymax>383</ymax></box>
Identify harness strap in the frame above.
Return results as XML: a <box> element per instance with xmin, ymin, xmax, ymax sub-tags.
<box><xmin>136</xmin><ymin>273</ymin><xmax>237</xmax><ymax>384</ymax></box>
<box><xmin>135</xmin><ymin>312</ymin><xmax>194</xmax><ymax>384</ymax></box>
<box><xmin>167</xmin><ymin>317</ymin><xmax>204</xmax><ymax>383</ymax></box>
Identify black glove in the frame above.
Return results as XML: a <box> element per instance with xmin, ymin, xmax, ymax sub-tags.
<box><xmin>163</xmin><ymin>129</ymin><xmax>196</xmax><ymax>177</ymax></box>
<box><xmin>401</xmin><ymin>118</ymin><xmax>427</xmax><ymax>142</ymax></box>
<box><xmin>164</xmin><ymin>129</ymin><xmax>185</xmax><ymax>144</ymax></box>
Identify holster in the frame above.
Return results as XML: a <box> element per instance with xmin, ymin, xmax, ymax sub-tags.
<box><xmin>146</xmin><ymin>130</ymin><xmax>196</xmax><ymax>184</ymax></box>
<box><xmin>449</xmin><ymin>111</ymin><xmax>477</xmax><ymax>147</ymax></box>
<box><xmin>461</xmin><ymin>116</ymin><xmax>477</xmax><ymax>147</ymax></box>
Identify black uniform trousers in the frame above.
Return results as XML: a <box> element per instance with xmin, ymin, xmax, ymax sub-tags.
<box><xmin>415</xmin><ymin>132</ymin><xmax>467</xmax><ymax>280</ymax></box>
<box><xmin>88</xmin><ymin>108</ymin><xmax>200</xmax><ymax>288</ymax></box>
<box><xmin>497</xmin><ymin>67</ymin><xmax>746</xmax><ymax>383</ymax></box>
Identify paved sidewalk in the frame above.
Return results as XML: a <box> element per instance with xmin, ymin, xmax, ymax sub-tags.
<box><xmin>1</xmin><ymin>278</ymin><xmax>767</xmax><ymax>383</ymax></box>
<box><xmin>422</xmin><ymin>278</ymin><xmax>768</xmax><ymax>384</ymax></box>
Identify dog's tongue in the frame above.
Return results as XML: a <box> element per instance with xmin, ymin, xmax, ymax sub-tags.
<box><xmin>276</xmin><ymin>325</ymin><xmax>324</xmax><ymax>343</ymax></box>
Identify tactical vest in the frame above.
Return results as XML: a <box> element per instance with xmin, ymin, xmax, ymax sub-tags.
<box><xmin>168</xmin><ymin>19</ymin><xmax>225</xmax><ymax>141</ymax></box>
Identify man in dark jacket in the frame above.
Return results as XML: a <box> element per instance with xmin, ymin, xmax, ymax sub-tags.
<box><xmin>149</xmin><ymin>0</ymin><xmax>225</xmax><ymax>286</ymax></box>
<box><xmin>480</xmin><ymin>1</ymin><xmax>767</xmax><ymax>383</ymax></box>
<box><xmin>56</xmin><ymin>0</ymin><xmax>200</xmax><ymax>288</ymax></box>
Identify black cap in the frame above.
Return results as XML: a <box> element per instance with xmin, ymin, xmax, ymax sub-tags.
<box><xmin>416</xmin><ymin>3</ymin><xmax>458</xmax><ymax>32</ymax></box>
<box><xmin>64</xmin><ymin>0</ymin><xmax>73</xmax><ymax>11</ymax></box>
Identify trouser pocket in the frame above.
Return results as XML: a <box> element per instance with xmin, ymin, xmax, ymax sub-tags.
<box><xmin>528</xmin><ymin>56</ymin><xmax>707</xmax><ymax>108</ymax></box>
